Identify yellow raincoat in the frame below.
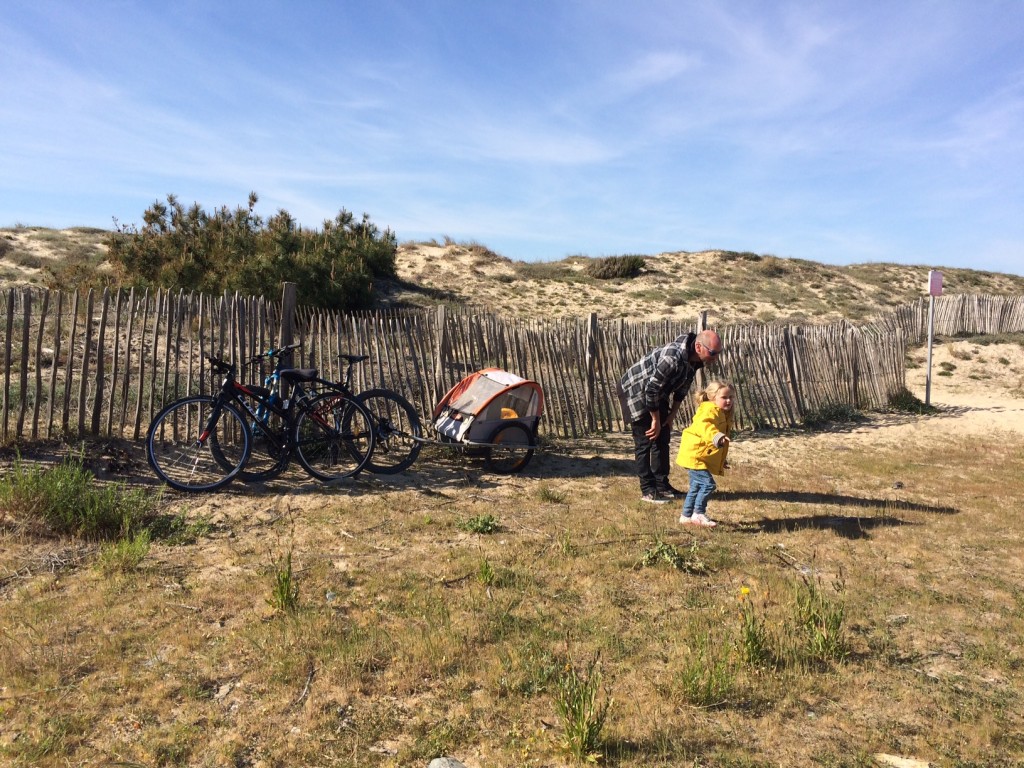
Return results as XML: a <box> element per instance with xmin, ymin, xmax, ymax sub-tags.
<box><xmin>675</xmin><ymin>401</ymin><xmax>732</xmax><ymax>475</ymax></box>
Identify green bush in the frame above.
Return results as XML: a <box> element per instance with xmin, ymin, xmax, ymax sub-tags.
<box><xmin>886</xmin><ymin>387</ymin><xmax>936</xmax><ymax>414</ymax></box>
<box><xmin>584</xmin><ymin>255</ymin><xmax>646</xmax><ymax>279</ymax></box>
<box><xmin>107</xmin><ymin>193</ymin><xmax>397</xmax><ymax>310</ymax></box>
<box><xmin>96</xmin><ymin>530</ymin><xmax>151</xmax><ymax>574</ymax></box>
<box><xmin>0</xmin><ymin>455</ymin><xmax>158</xmax><ymax>539</ymax></box>
<box><xmin>801</xmin><ymin>401</ymin><xmax>863</xmax><ymax>429</ymax></box>
<box><xmin>458</xmin><ymin>514</ymin><xmax>499</xmax><ymax>534</ymax></box>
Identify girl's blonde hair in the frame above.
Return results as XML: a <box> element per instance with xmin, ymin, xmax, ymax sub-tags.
<box><xmin>695</xmin><ymin>379</ymin><xmax>734</xmax><ymax>405</ymax></box>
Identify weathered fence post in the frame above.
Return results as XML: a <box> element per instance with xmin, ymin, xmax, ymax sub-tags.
<box><xmin>17</xmin><ymin>289</ymin><xmax>31</xmax><ymax>438</ymax></box>
<box><xmin>77</xmin><ymin>289</ymin><xmax>96</xmax><ymax>435</ymax></box>
<box><xmin>32</xmin><ymin>290</ymin><xmax>50</xmax><ymax>440</ymax></box>
<box><xmin>91</xmin><ymin>287</ymin><xmax>110</xmax><ymax>435</ymax></box>
<box><xmin>433</xmin><ymin>304</ymin><xmax>448</xmax><ymax>407</ymax></box>
<box><xmin>3</xmin><ymin>288</ymin><xmax>14</xmax><ymax>440</ymax></box>
<box><xmin>696</xmin><ymin>310</ymin><xmax>709</xmax><ymax>391</ymax></box>
<box><xmin>585</xmin><ymin>312</ymin><xmax>598</xmax><ymax>431</ymax></box>
<box><xmin>279</xmin><ymin>282</ymin><xmax>297</xmax><ymax>349</ymax></box>
<box><xmin>62</xmin><ymin>291</ymin><xmax>79</xmax><ymax>435</ymax></box>
<box><xmin>783</xmin><ymin>326</ymin><xmax>804</xmax><ymax>417</ymax></box>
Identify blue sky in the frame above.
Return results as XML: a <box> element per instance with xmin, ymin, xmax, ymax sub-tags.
<box><xmin>2</xmin><ymin>1</ymin><xmax>1023</xmax><ymax>276</ymax></box>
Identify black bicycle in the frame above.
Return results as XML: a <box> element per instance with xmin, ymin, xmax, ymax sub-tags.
<box><xmin>239</xmin><ymin>347</ymin><xmax>423</xmax><ymax>477</ymax></box>
<box><xmin>334</xmin><ymin>353</ymin><xmax>423</xmax><ymax>475</ymax></box>
<box><xmin>145</xmin><ymin>354</ymin><xmax>376</xmax><ymax>492</ymax></box>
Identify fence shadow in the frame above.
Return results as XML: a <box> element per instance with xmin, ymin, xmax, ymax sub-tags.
<box><xmin>729</xmin><ymin>514</ymin><xmax>914</xmax><ymax>540</ymax></box>
<box><xmin>718</xmin><ymin>489</ymin><xmax>958</xmax><ymax>540</ymax></box>
<box><xmin>736</xmin><ymin>402</ymin><xmax>976</xmax><ymax>442</ymax></box>
<box><xmin>717</xmin><ymin>489</ymin><xmax>958</xmax><ymax>515</ymax></box>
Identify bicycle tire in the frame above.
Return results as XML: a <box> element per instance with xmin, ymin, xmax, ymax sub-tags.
<box><xmin>353</xmin><ymin>389</ymin><xmax>423</xmax><ymax>474</ymax></box>
<box><xmin>483</xmin><ymin>423</ymin><xmax>535</xmax><ymax>474</ymax></box>
<box><xmin>211</xmin><ymin>407</ymin><xmax>291</xmax><ymax>482</ymax></box>
<box><xmin>146</xmin><ymin>395</ymin><xmax>252</xmax><ymax>492</ymax></box>
<box><xmin>293</xmin><ymin>392</ymin><xmax>376</xmax><ymax>482</ymax></box>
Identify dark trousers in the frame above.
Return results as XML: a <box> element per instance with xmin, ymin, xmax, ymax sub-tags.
<box><xmin>629</xmin><ymin>408</ymin><xmax>672</xmax><ymax>496</ymax></box>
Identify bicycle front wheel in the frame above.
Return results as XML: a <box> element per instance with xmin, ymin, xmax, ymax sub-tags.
<box><xmin>354</xmin><ymin>389</ymin><xmax>423</xmax><ymax>474</ymax></box>
<box><xmin>146</xmin><ymin>395</ymin><xmax>252</xmax><ymax>492</ymax></box>
<box><xmin>294</xmin><ymin>392</ymin><xmax>375</xmax><ymax>482</ymax></box>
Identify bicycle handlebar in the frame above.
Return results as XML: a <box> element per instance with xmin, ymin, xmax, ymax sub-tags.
<box><xmin>249</xmin><ymin>343</ymin><xmax>302</xmax><ymax>364</ymax></box>
<box><xmin>204</xmin><ymin>355</ymin><xmax>236</xmax><ymax>375</ymax></box>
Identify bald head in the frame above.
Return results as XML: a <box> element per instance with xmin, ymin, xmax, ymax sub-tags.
<box><xmin>693</xmin><ymin>330</ymin><xmax>723</xmax><ymax>365</ymax></box>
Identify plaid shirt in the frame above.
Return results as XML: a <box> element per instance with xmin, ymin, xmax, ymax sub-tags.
<box><xmin>618</xmin><ymin>333</ymin><xmax>703</xmax><ymax>423</ymax></box>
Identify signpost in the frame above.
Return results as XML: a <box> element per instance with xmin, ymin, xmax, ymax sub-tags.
<box><xmin>925</xmin><ymin>270</ymin><xmax>943</xmax><ymax>406</ymax></box>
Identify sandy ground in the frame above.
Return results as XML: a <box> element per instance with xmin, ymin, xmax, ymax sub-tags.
<box><xmin>733</xmin><ymin>338</ymin><xmax>1024</xmax><ymax>496</ymax></box>
<box><xmin>141</xmin><ymin>337</ymin><xmax>1024</xmax><ymax>536</ymax></box>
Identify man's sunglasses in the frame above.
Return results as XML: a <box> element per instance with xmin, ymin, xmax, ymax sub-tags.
<box><xmin>700</xmin><ymin>342</ymin><xmax>722</xmax><ymax>357</ymax></box>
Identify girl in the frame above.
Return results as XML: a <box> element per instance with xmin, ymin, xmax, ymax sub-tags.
<box><xmin>675</xmin><ymin>380</ymin><xmax>734</xmax><ymax>527</ymax></box>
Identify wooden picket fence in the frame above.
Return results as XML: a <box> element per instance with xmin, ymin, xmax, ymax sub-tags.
<box><xmin>887</xmin><ymin>294</ymin><xmax>1024</xmax><ymax>342</ymax></box>
<box><xmin>2</xmin><ymin>286</ymin><xmax>1020</xmax><ymax>444</ymax></box>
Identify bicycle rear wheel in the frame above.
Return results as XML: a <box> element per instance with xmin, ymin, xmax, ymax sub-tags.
<box><xmin>147</xmin><ymin>395</ymin><xmax>251</xmax><ymax>492</ymax></box>
<box><xmin>294</xmin><ymin>392</ymin><xmax>375</xmax><ymax>482</ymax></box>
<box><xmin>353</xmin><ymin>389</ymin><xmax>423</xmax><ymax>474</ymax></box>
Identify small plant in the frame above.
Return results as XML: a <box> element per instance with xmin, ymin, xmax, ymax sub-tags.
<box><xmin>537</xmin><ymin>484</ymin><xmax>566</xmax><ymax>504</ymax></box>
<box><xmin>458</xmin><ymin>514</ymin><xmax>498</xmax><ymax>534</ymax></box>
<box><xmin>478</xmin><ymin>557</ymin><xmax>496</xmax><ymax>586</ymax></box>
<box><xmin>639</xmin><ymin>538</ymin><xmax>707</xmax><ymax>574</ymax></box>
<box><xmin>676</xmin><ymin>630</ymin><xmax>737</xmax><ymax>706</ymax></box>
<box><xmin>554</xmin><ymin>651</ymin><xmax>612</xmax><ymax>763</ymax></box>
<box><xmin>268</xmin><ymin>552</ymin><xmax>299</xmax><ymax>614</ymax></box>
<box><xmin>96</xmin><ymin>530</ymin><xmax>151</xmax><ymax>575</ymax></box>
<box><xmin>737</xmin><ymin>586</ymin><xmax>775</xmax><ymax>669</ymax></box>
<box><xmin>792</xmin><ymin>575</ymin><xmax>847</xmax><ymax>666</ymax></box>
<box><xmin>147</xmin><ymin>512</ymin><xmax>212</xmax><ymax>545</ymax></box>
<box><xmin>557</xmin><ymin>531</ymin><xmax>577</xmax><ymax>557</ymax></box>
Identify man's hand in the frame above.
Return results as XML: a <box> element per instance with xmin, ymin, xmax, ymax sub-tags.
<box><xmin>645</xmin><ymin>411</ymin><xmax>661</xmax><ymax>439</ymax></box>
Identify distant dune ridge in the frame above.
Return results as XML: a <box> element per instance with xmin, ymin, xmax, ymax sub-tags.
<box><xmin>3</xmin><ymin>226</ymin><xmax>1024</xmax><ymax>325</ymax></box>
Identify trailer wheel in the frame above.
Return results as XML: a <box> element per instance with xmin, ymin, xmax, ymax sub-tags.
<box><xmin>483</xmin><ymin>423</ymin><xmax>535</xmax><ymax>474</ymax></box>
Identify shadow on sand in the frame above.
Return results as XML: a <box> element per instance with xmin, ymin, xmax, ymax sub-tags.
<box><xmin>717</xmin><ymin>489</ymin><xmax>958</xmax><ymax>540</ymax></box>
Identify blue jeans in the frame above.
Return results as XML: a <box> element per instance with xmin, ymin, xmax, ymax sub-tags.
<box><xmin>681</xmin><ymin>469</ymin><xmax>717</xmax><ymax>517</ymax></box>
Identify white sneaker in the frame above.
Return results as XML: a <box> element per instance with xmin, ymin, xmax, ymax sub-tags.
<box><xmin>641</xmin><ymin>493</ymin><xmax>670</xmax><ymax>505</ymax></box>
<box><xmin>688</xmin><ymin>513</ymin><xmax>717</xmax><ymax>528</ymax></box>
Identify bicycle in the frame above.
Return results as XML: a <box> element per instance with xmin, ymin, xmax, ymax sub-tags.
<box><xmin>333</xmin><ymin>353</ymin><xmax>423</xmax><ymax>475</ymax></box>
<box><xmin>240</xmin><ymin>347</ymin><xmax>423</xmax><ymax>477</ymax></box>
<box><xmin>146</xmin><ymin>354</ymin><xmax>376</xmax><ymax>492</ymax></box>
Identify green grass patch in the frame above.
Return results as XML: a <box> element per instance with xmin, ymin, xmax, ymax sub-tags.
<box><xmin>0</xmin><ymin>455</ymin><xmax>159</xmax><ymax>539</ymax></box>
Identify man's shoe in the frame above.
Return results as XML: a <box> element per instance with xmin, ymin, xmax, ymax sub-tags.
<box><xmin>659</xmin><ymin>485</ymin><xmax>685</xmax><ymax>500</ymax></box>
<box><xmin>641</xmin><ymin>493</ymin><xmax>670</xmax><ymax>505</ymax></box>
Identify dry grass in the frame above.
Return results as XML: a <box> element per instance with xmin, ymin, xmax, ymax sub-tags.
<box><xmin>2</xmin><ymin>230</ymin><xmax>1024</xmax><ymax>765</ymax></box>
<box><xmin>2</xmin><ymin>411</ymin><xmax>1023</xmax><ymax>766</ymax></box>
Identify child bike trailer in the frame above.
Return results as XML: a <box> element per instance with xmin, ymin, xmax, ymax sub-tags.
<box><xmin>432</xmin><ymin>367</ymin><xmax>544</xmax><ymax>473</ymax></box>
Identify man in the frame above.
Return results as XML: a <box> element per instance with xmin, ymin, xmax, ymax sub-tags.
<box><xmin>617</xmin><ymin>329</ymin><xmax>724</xmax><ymax>503</ymax></box>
